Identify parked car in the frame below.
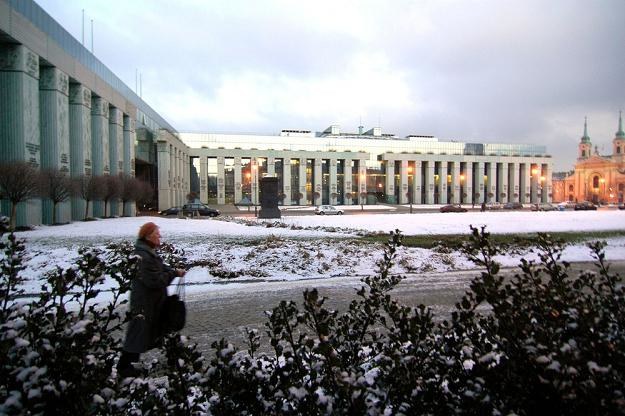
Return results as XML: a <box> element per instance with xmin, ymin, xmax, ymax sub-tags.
<box><xmin>557</xmin><ymin>201</ymin><xmax>577</xmax><ymax>211</ymax></box>
<box><xmin>182</xmin><ymin>203</ymin><xmax>220</xmax><ymax>217</ymax></box>
<box><xmin>619</xmin><ymin>203</ymin><xmax>625</xmax><ymax>210</ymax></box>
<box><xmin>314</xmin><ymin>205</ymin><xmax>344</xmax><ymax>215</ymax></box>
<box><xmin>439</xmin><ymin>204</ymin><xmax>467</xmax><ymax>213</ymax></box>
<box><xmin>574</xmin><ymin>201</ymin><xmax>597</xmax><ymax>211</ymax></box>
<box><xmin>485</xmin><ymin>202</ymin><xmax>502</xmax><ymax>210</ymax></box>
<box><xmin>159</xmin><ymin>206</ymin><xmax>181</xmax><ymax>216</ymax></box>
<box><xmin>531</xmin><ymin>203</ymin><xmax>557</xmax><ymax>212</ymax></box>
<box><xmin>503</xmin><ymin>202</ymin><xmax>523</xmax><ymax>210</ymax></box>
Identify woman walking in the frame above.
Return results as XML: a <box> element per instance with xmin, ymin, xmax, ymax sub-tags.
<box><xmin>117</xmin><ymin>222</ymin><xmax>186</xmax><ymax>378</ymax></box>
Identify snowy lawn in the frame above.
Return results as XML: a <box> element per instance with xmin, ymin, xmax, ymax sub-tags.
<box><xmin>11</xmin><ymin>210</ymin><xmax>625</xmax><ymax>297</ymax></box>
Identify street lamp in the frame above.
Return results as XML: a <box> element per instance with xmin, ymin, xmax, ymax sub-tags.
<box><xmin>540</xmin><ymin>176</ymin><xmax>545</xmax><ymax>202</ymax></box>
<box><xmin>252</xmin><ymin>163</ymin><xmax>258</xmax><ymax>217</ymax></box>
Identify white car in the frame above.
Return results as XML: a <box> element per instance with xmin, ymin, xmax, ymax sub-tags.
<box><xmin>314</xmin><ymin>205</ymin><xmax>344</xmax><ymax>215</ymax></box>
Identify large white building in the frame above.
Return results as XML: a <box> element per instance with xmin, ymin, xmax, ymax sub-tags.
<box><xmin>178</xmin><ymin>126</ymin><xmax>553</xmax><ymax>208</ymax></box>
<box><xmin>0</xmin><ymin>0</ymin><xmax>552</xmax><ymax>227</ymax></box>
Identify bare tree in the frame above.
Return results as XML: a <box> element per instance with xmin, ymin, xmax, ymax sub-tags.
<box><xmin>39</xmin><ymin>168</ymin><xmax>71</xmax><ymax>224</ymax></box>
<box><xmin>119</xmin><ymin>175</ymin><xmax>140</xmax><ymax>216</ymax></box>
<box><xmin>102</xmin><ymin>175</ymin><xmax>122</xmax><ymax>217</ymax></box>
<box><xmin>72</xmin><ymin>175</ymin><xmax>102</xmax><ymax>220</ymax></box>
<box><xmin>0</xmin><ymin>161</ymin><xmax>40</xmax><ymax>230</ymax></box>
<box><xmin>136</xmin><ymin>180</ymin><xmax>154</xmax><ymax>212</ymax></box>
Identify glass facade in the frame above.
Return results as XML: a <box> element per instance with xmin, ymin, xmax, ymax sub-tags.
<box><xmin>290</xmin><ymin>159</ymin><xmax>300</xmax><ymax>204</ymax></box>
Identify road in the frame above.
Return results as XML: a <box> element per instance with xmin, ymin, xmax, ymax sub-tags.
<box><xmin>180</xmin><ymin>261</ymin><xmax>625</xmax><ymax>353</ymax></box>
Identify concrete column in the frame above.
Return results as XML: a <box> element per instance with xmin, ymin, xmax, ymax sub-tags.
<box><xmin>233</xmin><ymin>156</ymin><xmax>242</xmax><ymax>204</ymax></box>
<box><xmin>282</xmin><ymin>158</ymin><xmax>291</xmax><ymax>205</ymax></box>
<box><xmin>530</xmin><ymin>164</ymin><xmax>538</xmax><ymax>204</ymax></box>
<box><xmin>39</xmin><ymin>66</ymin><xmax>70</xmax><ymax>224</ymax></box>
<box><xmin>183</xmin><ymin>151</ymin><xmax>190</xmax><ymax>203</ymax></box>
<box><xmin>439</xmin><ymin>161</ymin><xmax>448</xmax><ymax>205</ymax></box>
<box><xmin>344</xmin><ymin>159</ymin><xmax>353</xmax><ymax>205</ymax></box>
<box><xmin>200</xmin><ymin>155</ymin><xmax>208</xmax><ymax>204</ymax></box>
<box><xmin>509</xmin><ymin>163</ymin><xmax>519</xmax><ymax>202</ymax></box>
<box><xmin>520</xmin><ymin>163</ymin><xmax>531</xmax><ymax>204</ymax></box>
<box><xmin>464</xmin><ymin>162</ymin><xmax>473</xmax><ymax>206</ymax></box>
<box><xmin>69</xmin><ymin>84</ymin><xmax>92</xmax><ymax>219</ymax></box>
<box><xmin>424</xmin><ymin>161</ymin><xmax>435</xmax><ymax>204</ymax></box>
<box><xmin>486</xmin><ymin>162</ymin><xmax>496</xmax><ymax>202</ymax></box>
<box><xmin>177</xmin><ymin>149</ymin><xmax>182</xmax><ymax>205</ymax></box>
<box><xmin>475</xmin><ymin>162</ymin><xmax>484</xmax><ymax>204</ymax></box>
<box><xmin>543</xmin><ymin>163</ymin><xmax>552</xmax><ymax>202</ymax></box>
<box><xmin>90</xmin><ymin>96</ymin><xmax>109</xmax><ymax>216</ymax></box>
<box><xmin>108</xmin><ymin>107</ymin><xmax>123</xmax><ymax>216</ymax></box>
<box><xmin>0</xmin><ymin>44</ymin><xmax>41</xmax><ymax>226</ymax></box>
<box><xmin>385</xmin><ymin>159</ymin><xmax>395</xmax><ymax>204</ymax></box>
<box><xmin>122</xmin><ymin>115</ymin><xmax>135</xmax><ymax>216</ymax></box>
<box><xmin>157</xmin><ymin>141</ymin><xmax>171</xmax><ymax>210</ymax></box>
<box><xmin>413</xmin><ymin>160</ymin><xmax>422</xmax><ymax>204</ymax></box>
<box><xmin>313</xmin><ymin>158</ymin><xmax>322</xmax><ymax>205</ymax></box>
<box><xmin>267</xmin><ymin>156</ymin><xmax>275</xmax><ymax>176</ymax></box>
<box><xmin>299</xmin><ymin>157</ymin><xmax>307</xmax><ymax>204</ymax></box>
<box><xmin>400</xmin><ymin>160</ymin><xmax>409</xmax><ymax>204</ymax></box>
<box><xmin>329</xmin><ymin>158</ymin><xmax>338</xmax><ymax>205</ymax></box>
<box><xmin>358</xmin><ymin>160</ymin><xmax>367</xmax><ymax>204</ymax></box>
<box><xmin>451</xmin><ymin>162</ymin><xmax>460</xmax><ymax>204</ymax></box>
<box><xmin>217</xmin><ymin>156</ymin><xmax>225</xmax><ymax>204</ymax></box>
<box><xmin>498</xmin><ymin>163</ymin><xmax>508</xmax><ymax>203</ymax></box>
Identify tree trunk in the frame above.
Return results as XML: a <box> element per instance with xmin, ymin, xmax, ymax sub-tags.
<box><xmin>52</xmin><ymin>201</ymin><xmax>57</xmax><ymax>225</ymax></box>
<box><xmin>84</xmin><ymin>199</ymin><xmax>90</xmax><ymax>220</ymax></box>
<box><xmin>10</xmin><ymin>202</ymin><xmax>17</xmax><ymax>230</ymax></box>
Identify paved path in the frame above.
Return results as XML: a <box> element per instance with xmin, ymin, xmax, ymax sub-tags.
<box><xmin>180</xmin><ymin>261</ymin><xmax>625</xmax><ymax>354</ymax></box>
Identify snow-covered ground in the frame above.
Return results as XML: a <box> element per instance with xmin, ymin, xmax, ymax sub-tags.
<box><xmin>10</xmin><ymin>210</ymin><xmax>625</xmax><ymax>297</ymax></box>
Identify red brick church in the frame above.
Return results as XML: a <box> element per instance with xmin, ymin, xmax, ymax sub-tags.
<box><xmin>552</xmin><ymin>113</ymin><xmax>625</xmax><ymax>204</ymax></box>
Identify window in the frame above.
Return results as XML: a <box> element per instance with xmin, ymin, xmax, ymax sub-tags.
<box><xmin>593</xmin><ymin>176</ymin><xmax>599</xmax><ymax>188</ymax></box>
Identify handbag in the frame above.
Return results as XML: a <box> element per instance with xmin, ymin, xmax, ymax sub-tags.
<box><xmin>161</xmin><ymin>276</ymin><xmax>186</xmax><ymax>333</ymax></box>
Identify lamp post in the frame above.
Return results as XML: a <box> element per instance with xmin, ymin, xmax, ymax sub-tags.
<box><xmin>245</xmin><ymin>172</ymin><xmax>251</xmax><ymax>212</ymax></box>
<box><xmin>408</xmin><ymin>166</ymin><xmax>413</xmax><ymax>213</ymax></box>
<box><xmin>599</xmin><ymin>178</ymin><xmax>605</xmax><ymax>205</ymax></box>
<box><xmin>540</xmin><ymin>175</ymin><xmax>545</xmax><ymax>203</ymax></box>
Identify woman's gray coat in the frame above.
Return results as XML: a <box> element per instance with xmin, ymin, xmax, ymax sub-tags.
<box><xmin>123</xmin><ymin>239</ymin><xmax>176</xmax><ymax>353</ymax></box>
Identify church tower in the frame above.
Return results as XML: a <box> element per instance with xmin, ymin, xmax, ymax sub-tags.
<box><xmin>613</xmin><ymin>111</ymin><xmax>625</xmax><ymax>162</ymax></box>
<box><xmin>578</xmin><ymin>117</ymin><xmax>592</xmax><ymax>160</ymax></box>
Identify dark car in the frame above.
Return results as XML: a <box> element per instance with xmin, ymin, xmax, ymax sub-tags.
<box><xmin>182</xmin><ymin>203</ymin><xmax>220</xmax><ymax>217</ymax></box>
<box><xmin>439</xmin><ymin>204</ymin><xmax>467</xmax><ymax>213</ymax></box>
<box><xmin>503</xmin><ymin>202</ymin><xmax>523</xmax><ymax>210</ymax></box>
<box><xmin>618</xmin><ymin>203</ymin><xmax>625</xmax><ymax>210</ymax></box>
<box><xmin>159</xmin><ymin>206</ymin><xmax>181</xmax><ymax>216</ymax></box>
<box><xmin>574</xmin><ymin>201</ymin><xmax>597</xmax><ymax>211</ymax></box>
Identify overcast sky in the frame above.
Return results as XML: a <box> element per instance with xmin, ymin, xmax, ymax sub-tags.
<box><xmin>35</xmin><ymin>0</ymin><xmax>624</xmax><ymax>171</ymax></box>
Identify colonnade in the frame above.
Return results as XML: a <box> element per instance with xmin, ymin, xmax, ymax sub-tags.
<box><xmin>0</xmin><ymin>43</ymin><xmax>136</xmax><ymax>225</ymax></box>
<box><xmin>157</xmin><ymin>132</ymin><xmax>190</xmax><ymax>210</ymax></box>
<box><xmin>191</xmin><ymin>151</ymin><xmax>553</xmax><ymax>206</ymax></box>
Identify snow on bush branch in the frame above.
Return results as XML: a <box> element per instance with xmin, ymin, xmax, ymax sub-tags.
<box><xmin>1</xmin><ymin>225</ymin><xmax>624</xmax><ymax>415</ymax></box>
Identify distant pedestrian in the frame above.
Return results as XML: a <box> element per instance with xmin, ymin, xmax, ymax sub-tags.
<box><xmin>117</xmin><ymin>222</ymin><xmax>186</xmax><ymax>378</ymax></box>
<box><xmin>481</xmin><ymin>202</ymin><xmax>486</xmax><ymax>212</ymax></box>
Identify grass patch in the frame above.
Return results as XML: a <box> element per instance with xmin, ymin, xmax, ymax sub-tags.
<box><xmin>362</xmin><ymin>230</ymin><xmax>625</xmax><ymax>250</ymax></box>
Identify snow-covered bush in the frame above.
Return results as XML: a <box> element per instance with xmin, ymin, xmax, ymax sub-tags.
<box><xmin>1</xmin><ymin>226</ymin><xmax>623</xmax><ymax>415</ymax></box>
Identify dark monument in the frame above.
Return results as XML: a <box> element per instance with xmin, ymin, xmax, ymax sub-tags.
<box><xmin>258</xmin><ymin>176</ymin><xmax>281</xmax><ymax>219</ymax></box>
